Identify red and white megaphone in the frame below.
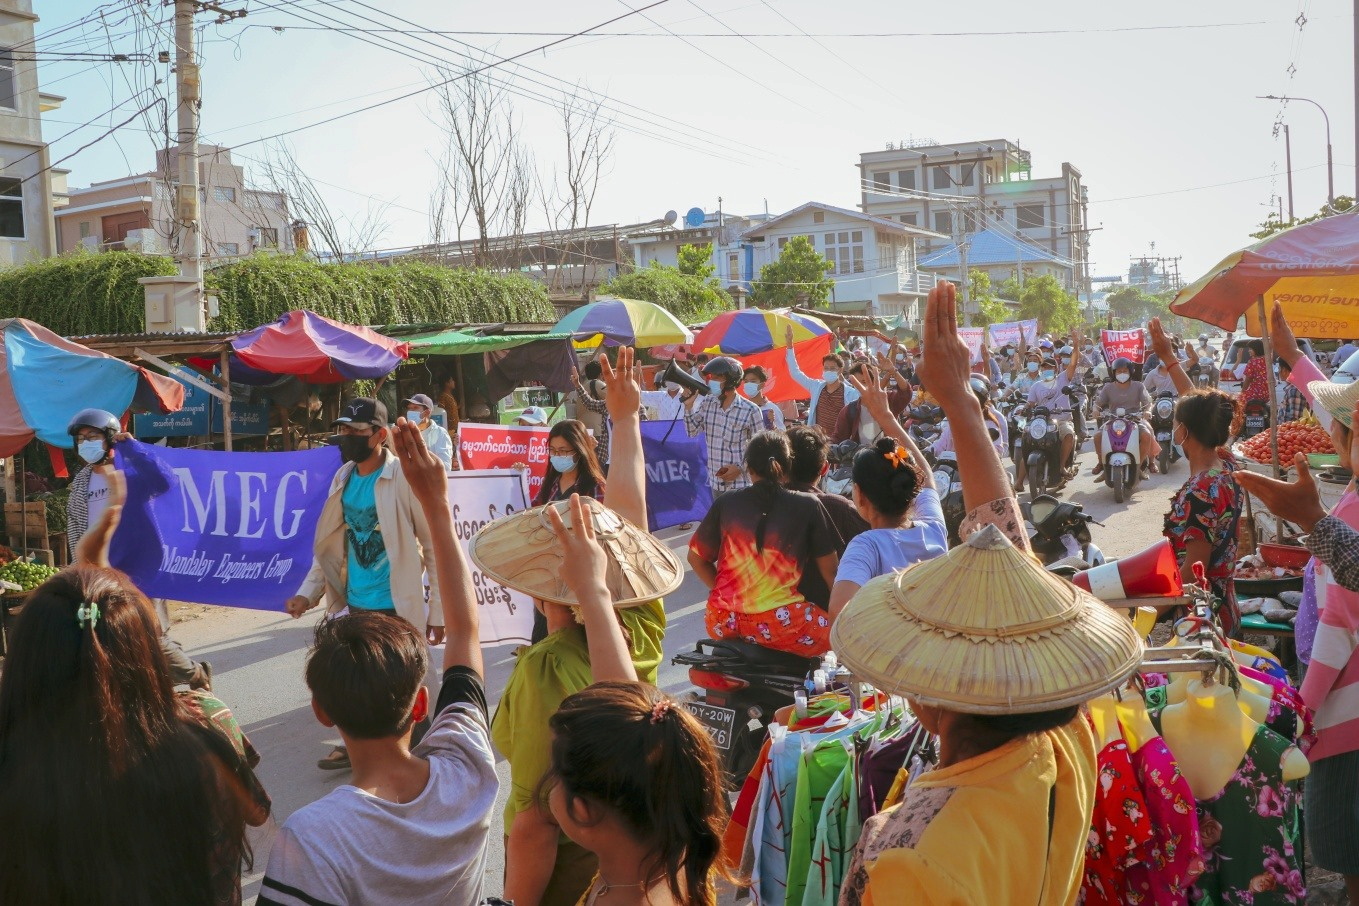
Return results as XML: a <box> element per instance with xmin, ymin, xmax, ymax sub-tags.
<box><xmin>1073</xmin><ymin>539</ymin><xmax>1183</xmax><ymax>601</ymax></box>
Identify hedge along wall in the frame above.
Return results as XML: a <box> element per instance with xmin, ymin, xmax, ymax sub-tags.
<box><xmin>0</xmin><ymin>250</ymin><xmax>558</xmax><ymax>336</ymax></box>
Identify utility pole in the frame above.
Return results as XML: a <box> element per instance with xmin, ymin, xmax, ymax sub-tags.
<box><xmin>1284</xmin><ymin>124</ymin><xmax>1295</xmax><ymax>221</ymax></box>
<box><xmin>173</xmin><ymin>0</ymin><xmax>202</xmax><ymax>308</ymax></box>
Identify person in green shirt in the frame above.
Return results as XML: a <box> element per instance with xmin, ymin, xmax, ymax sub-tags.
<box><xmin>493</xmin><ymin>347</ymin><xmax>667</xmax><ymax>906</ymax></box>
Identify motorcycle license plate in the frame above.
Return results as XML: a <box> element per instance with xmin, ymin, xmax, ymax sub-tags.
<box><xmin>1245</xmin><ymin>416</ymin><xmax>1266</xmax><ymax>430</ymax></box>
<box><xmin>680</xmin><ymin>701</ymin><xmax>737</xmax><ymax>750</ymax></box>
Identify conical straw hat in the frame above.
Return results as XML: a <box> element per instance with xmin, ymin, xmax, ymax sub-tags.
<box><xmin>829</xmin><ymin>524</ymin><xmax>1143</xmax><ymax>714</ymax></box>
<box><xmin>469</xmin><ymin>497</ymin><xmax>684</xmax><ymax>608</ymax></box>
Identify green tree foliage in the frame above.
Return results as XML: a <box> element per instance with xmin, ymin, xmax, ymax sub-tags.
<box><xmin>750</xmin><ymin>235</ymin><xmax>834</xmax><ymax>308</ymax></box>
<box><xmin>0</xmin><ymin>251</ymin><xmax>558</xmax><ymax>336</ymax></box>
<box><xmin>997</xmin><ymin>273</ymin><xmax>1082</xmax><ymax>334</ymax></box>
<box><xmin>966</xmin><ymin>269</ymin><xmax>1010</xmax><ymax>327</ymax></box>
<box><xmin>676</xmin><ymin>243</ymin><xmax>716</xmax><ymax>281</ymax></box>
<box><xmin>0</xmin><ymin>250</ymin><xmax>177</xmax><ymax>336</ymax></box>
<box><xmin>603</xmin><ymin>262</ymin><xmax>731</xmax><ymax>324</ymax></box>
<box><xmin>1251</xmin><ymin>196</ymin><xmax>1355</xmax><ymax>240</ymax></box>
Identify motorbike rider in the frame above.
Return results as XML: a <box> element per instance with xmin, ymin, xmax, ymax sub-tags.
<box><xmin>65</xmin><ymin>408</ymin><xmax>213</xmax><ymax>691</ymax></box>
<box><xmin>1013</xmin><ymin>331</ymin><xmax>1082</xmax><ymax>493</ymax></box>
<box><xmin>934</xmin><ymin>374</ymin><xmax>1007</xmax><ymax>459</ymax></box>
<box><xmin>1091</xmin><ymin>357</ymin><xmax>1159</xmax><ymax>477</ymax></box>
<box><xmin>1192</xmin><ymin>334</ymin><xmax>1220</xmax><ymax>387</ymax></box>
<box><xmin>1143</xmin><ymin>355</ymin><xmax>1179</xmax><ymax>398</ymax></box>
<box><xmin>1012</xmin><ymin>348</ymin><xmax>1043</xmax><ymax>396</ymax></box>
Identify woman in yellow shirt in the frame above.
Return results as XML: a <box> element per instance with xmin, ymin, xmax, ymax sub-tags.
<box><xmin>834</xmin><ymin>283</ymin><xmax>1144</xmax><ymax>906</ymax></box>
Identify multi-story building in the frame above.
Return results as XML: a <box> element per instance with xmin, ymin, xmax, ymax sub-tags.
<box><xmin>55</xmin><ymin>144</ymin><xmax>295</xmax><ymax>258</ymax></box>
<box><xmin>918</xmin><ymin>227</ymin><xmax>1073</xmax><ymax>290</ymax></box>
<box><xmin>857</xmin><ymin>139</ymin><xmax>1090</xmax><ymax>293</ymax></box>
<box><xmin>628</xmin><ymin>201</ymin><xmax>943</xmax><ymax>321</ymax></box>
<box><xmin>0</xmin><ymin>0</ymin><xmax>62</xmax><ymax>265</ymax></box>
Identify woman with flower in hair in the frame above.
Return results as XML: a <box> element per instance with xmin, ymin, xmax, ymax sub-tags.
<box><xmin>828</xmin><ymin>365</ymin><xmax>945</xmax><ymax>618</ymax></box>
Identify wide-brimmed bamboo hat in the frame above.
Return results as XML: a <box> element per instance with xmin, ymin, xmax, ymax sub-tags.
<box><xmin>469</xmin><ymin>497</ymin><xmax>684</xmax><ymax>607</ymax></box>
<box><xmin>1308</xmin><ymin>376</ymin><xmax>1359</xmax><ymax>429</ymax></box>
<box><xmin>829</xmin><ymin>524</ymin><xmax>1143</xmax><ymax>714</ymax></box>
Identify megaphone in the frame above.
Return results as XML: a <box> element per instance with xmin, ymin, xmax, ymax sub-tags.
<box><xmin>660</xmin><ymin>359</ymin><xmax>710</xmax><ymax>396</ymax></box>
<box><xmin>1073</xmin><ymin>539</ymin><xmax>1183</xmax><ymax>600</ymax></box>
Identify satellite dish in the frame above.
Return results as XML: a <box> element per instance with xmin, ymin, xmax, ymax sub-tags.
<box><xmin>684</xmin><ymin>207</ymin><xmax>706</xmax><ymax>228</ymax></box>
<box><xmin>663</xmin><ymin>209</ymin><xmax>678</xmax><ymax>226</ymax></box>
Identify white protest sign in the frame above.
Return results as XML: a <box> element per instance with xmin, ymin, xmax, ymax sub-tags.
<box><xmin>448</xmin><ymin>468</ymin><xmax>536</xmax><ymax>646</ymax></box>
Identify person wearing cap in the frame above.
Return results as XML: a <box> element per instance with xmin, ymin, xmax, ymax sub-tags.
<box><xmin>639</xmin><ymin>371</ymin><xmax>684</xmax><ymax>421</ymax></box>
<box><xmin>1013</xmin><ymin>330</ymin><xmax>1081</xmax><ymax>492</ymax></box>
<box><xmin>685</xmin><ymin>356</ymin><xmax>763</xmax><ymax>495</ymax></box>
<box><xmin>1011</xmin><ymin>347</ymin><xmax>1042</xmax><ymax>396</ymax></box>
<box><xmin>572</xmin><ymin>362</ymin><xmax>610</xmax><ymax>468</ymax></box>
<box><xmin>286</xmin><ymin>398</ymin><xmax>445</xmax><ymax>772</ymax></box>
<box><xmin>1262</xmin><ymin>304</ymin><xmax>1359</xmax><ymax>893</ymax></box>
<box><xmin>833</xmin><ymin>282</ymin><xmax>1142</xmax><ymax>906</ymax></box>
<box><xmin>515</xmin><ymin>405</ymin><xmax>550</xmax><ymax>428</ymax></box>
<box><xmin>402</xmin><ymin>393</ymin><xmax>453</xmax><ymax>469</ymax></box>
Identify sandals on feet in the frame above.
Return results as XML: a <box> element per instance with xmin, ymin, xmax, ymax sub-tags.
<box><xmin>317</xmin><ymin>746</ymin><xmax>350</xmax><ymax>771</ymax></box>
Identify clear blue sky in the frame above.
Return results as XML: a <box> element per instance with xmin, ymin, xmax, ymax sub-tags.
<box><xmin>34</xmin><ymin>0</ymin><xmax>1357</xmax><ymax>284</ymax></box>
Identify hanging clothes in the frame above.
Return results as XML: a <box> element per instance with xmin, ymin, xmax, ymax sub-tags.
<box><xmin>1081</xmin><ymin>740</ymin><xmax>1155</xmax><ymax>905</ymax></box>
<box><xmin>801</xmin><ymin>756</ymin><xmax>861</xmax><ymax>906</ymax></box>
<box><xmin>1122</xmin><ymin>737</ymin><xmax>1205</xmax><ymax>906</ymax></box>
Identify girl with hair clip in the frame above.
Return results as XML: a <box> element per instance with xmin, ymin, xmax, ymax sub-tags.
<box><xmin>827</xmin><ymin>366</ymin><xmax>947</xmax><ymax>618</ymax></box>
<box><xmin>0</xmin><ymin>490</ymin><xmax>269</xmax><ymax>906</ymax></box>
<box><xmin>688</xmin><ymin>430</ymin><xmax>840</xmax><ymax>655</ymax></box>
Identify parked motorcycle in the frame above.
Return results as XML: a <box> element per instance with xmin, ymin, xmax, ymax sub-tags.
<box><xmin>824</xmin><ymin>440</ymin><xmax>866</xmax><ymax>498</ymax></box>
<box><xmin>1241</xmin><ymin>398</ymin><xmax>1270</xmax><ymax>439</ymax></box>
<box><xmin>1151</xmin><ymin>391</ymin><xmax>1180</xmax><ymax>474</ymax></box>
<box><xmin>906</xmin><ymin>403</ymin><xmax>944</xmax><ymax>451</ymax></box>
<box><xmin>1023</xmin><ymin>494</ymin><xmax>1105</xmax><ymax>568</ymax></box>
<box><xmin>672</xmin><ymin>638</ymin><xmax>820</xmax><ymax>783</ymax></box>
<box><xmin>1098</xmin><ymin>407</ymin><xmax>1143</xmax><ymax>503</ymax></box>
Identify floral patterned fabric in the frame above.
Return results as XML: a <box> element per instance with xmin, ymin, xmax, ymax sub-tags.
<box><xmin>1082</xmin><ymin>741</ymin><xmax>1155</xmax><ymax>905</ymax></box>
<box><xmin>1241</xmin><ymin>356</ymin><xmax>1270</xmax><ymax>403</ymax></box>
<box><xmin>1123</xmin><ymin>737</ymin><xmax>1205</xmax><ymax>906</ymax></box>
<box><xmin>1163</xmin><ymin>455</ymin><xmax>1242</xmax><ymax>634</ymax></box>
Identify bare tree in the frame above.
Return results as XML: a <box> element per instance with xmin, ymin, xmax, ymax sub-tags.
<box><xmin>556</xmin><ymin>86</ymin><xmax>615</xmax><ymax>232</ymax></box>
<box><xmin>256</xmin><ymin>142</ymin><xmax>390</xmax><ymax>261</ymax></box>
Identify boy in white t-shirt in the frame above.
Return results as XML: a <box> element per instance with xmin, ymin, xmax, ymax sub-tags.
<box><xmin>259</xmin><ymin>419</ymin><xmax>497</xmax><ymax>906</ymax></box>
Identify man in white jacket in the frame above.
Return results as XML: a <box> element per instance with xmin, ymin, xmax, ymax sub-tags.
<box><xmin>286</xmin><ymin>397</ymin><xmax>444</xmax><ymax>771</ymax></box>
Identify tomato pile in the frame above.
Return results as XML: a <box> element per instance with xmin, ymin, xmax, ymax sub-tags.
<box><xmin>1240</xmin><ymin>419</ymin><xmax>1335</xmax><ymax>463</ymax></box>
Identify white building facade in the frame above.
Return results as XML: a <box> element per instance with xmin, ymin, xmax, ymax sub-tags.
<box><xmin>0</xmin><ymin>0</ymin><xmax>62</xmax><ymax>266</ymax></box>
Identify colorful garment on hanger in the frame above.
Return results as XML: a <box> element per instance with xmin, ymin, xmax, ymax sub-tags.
<box><xmin>856</xmin><ymin>725</ymin><xmax>928</xmax><ymax>820</ymax></box>
<box><xmin>802</xmin><ymin>756</ymin><xmax>861</xmax><ymax>906</ymax></box>
<box><xmin>1123</xmin><ymin>737</ymin><xmax>1204</xmax><ymax>905</ymax></box>
<box><xmin>1239</xmin><ymin>665</ymin><xmax>1316</xmax><ymax>753</ymax></box>
<box><xmin>1082</xmin><ymin>740</ymin><xmax>1154</xmax><ymax>905</ymax></box>
<box><xmin>787</xmin><ymin>733</ymin><xmax>859</xmax><ymax>904</ymax></box>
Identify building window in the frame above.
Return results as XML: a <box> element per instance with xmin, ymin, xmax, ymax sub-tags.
<box><xmin>256</xmin><ymin>226</ymin><xmax>278</xmax><ymax>248</ymax></box>
<box><xmin>1017</xmin><ymin>203</ymin><xmax>1045</xmax><ymax>229</ymax></box>
<box><xmin>812</xmin><ymin>211</ymin><xmax>824</xmax><ymax>224</ymax></box>
<box><xmin>900</xmin><ymin>213</ymin><xmax>918</xmax><ymax>226</ymax></box>
<box><xmin>932</xmin><ymin>166</ymin><xmax>950</xmax><ymax>189</ymax></box>
<box><xmin>0</xmin><ymin>178</ymin><xmax>23</xmax><ymax>238</ymax></box>
<box><xmin>960</xmin><ymin>164</ymin><xmax>976</xmax><ymax>186</ymax></box>
<box><xmin>897</xmin><ymin>169</ymin><xmax>916</xmax><ymax>190</ymax></box>
<box><xmin>213</xmin><ymin>186</ymin><xmax>236</xmax><ymax>203</ymax></box>
<box><xmin>778</xmin><ymin>236</ymin><xmax>788</xmax><ymax>250</ymax></box>
<box><xmin>218</xmin><ymin>242</ymin><xmax>239</xmax><ymax>255</ymax></box>
<box><xmin>78</xmin><ymin>221</ymin><xmax>92</xmax><ymax>239</ymax></box>
<box><xmin>872</xmin><ymin>171</ymin><xmax>891</xmax><ymax>191</ymax></box>
<box><xmin>824</xmin><ymin>230</ymin><xmax>864</xmax><ymax>275</ymax></box>
<box><xmin>0</xmin><ymin>49</ymin><xmax>14</xmax><ymax>109</ymax></box>
<box><xmin>933</xmin><ymin>211</ymin><xmax>952</xmax><ymax>235</ymax></box>
<box><xmin>727</xmin><ymin>251</ymin><xmax>740</xmax><ymax>281</ymax></box>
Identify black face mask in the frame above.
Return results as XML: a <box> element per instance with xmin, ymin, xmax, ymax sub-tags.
<box><xmin>333</xmin><ymin>434</ymin><xmax>375</xmax><ymax>464</ymax></box>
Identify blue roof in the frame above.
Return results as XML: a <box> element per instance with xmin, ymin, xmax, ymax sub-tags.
<box><xmin>919</xmin><ymin>228</ymin><xmax>1071</xmax><ymax>269</ymax></box>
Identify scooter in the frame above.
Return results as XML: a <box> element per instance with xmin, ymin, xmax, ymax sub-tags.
<box><xmin>1242</xmin><ymin>398</ymin><xmax>1270</xmax><ymax>439</ymax></box>
<box><xmin>672</xmin><ymin>639</ymin><xmax>820</xmax><ymax>784</ymax></box>
<box><xmin>1019</xmin><ymin>405</ymin><xmax>1065</xmax><ymax>500</ymax></box>
<box><xmin>1023</xmin><ymin>494</ymin><xmax>1106</xmax><ymax>568</ymax></box>
<box><xmin>926</xmin><ymin>447</ymin><xmax>966</xmax><ymax>547</ymax></box>
<box><xmin>1098</xmin><ymin>407</ymin><xmax>1143</xmax><ymax>504</ymax></box>
<box><xmin>823</xmin><ymin>440</ymin><xmax>865</xmax><ymax>498</ymax></box>
<box><xmin>1152</xmin><ymin>391</ymin><xmax>1180</xmax><ymax>474</ymax></box>
<box><xmin>1065</xmin><ymin>385</ymin><xmax>1088</xmax><ymax>451</ymax></box>
<box><xmin>1191</xmin><ymin>350</ymin><xmax>1218</xmax><ymax>388</ymax></box>
<box><xmin>906</xmin><ymin>403</ymin><xmax>944</xmax><ymax>450</ymax></box>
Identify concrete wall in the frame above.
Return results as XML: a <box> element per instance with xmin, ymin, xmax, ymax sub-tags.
<box><xmin>0</xmin><ymin>0</ymin><xmax>56</xmax><ymax>265</ymax></box>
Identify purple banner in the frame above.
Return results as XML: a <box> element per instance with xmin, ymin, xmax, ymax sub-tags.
<box><xmin>109</xmin><ymin>440</ymin><xmax>341</xmax><ymax>608</ymax></box>
<box><xmin>641</xmin><ymin>420</ymin><xmax>712</xmax><ymax>531</ymax></box>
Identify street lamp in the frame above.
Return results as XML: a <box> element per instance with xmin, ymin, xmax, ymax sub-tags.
<box><xmin>1259</xmin><ymin>94</ymin><xmax>1335</xmax><ymax>208</ymax></box>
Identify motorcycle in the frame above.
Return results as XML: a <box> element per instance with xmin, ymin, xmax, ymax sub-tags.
<box><xmin>925</xmin><ymin>446</ymin><xmax>966</xmax><ymax>546</ymax></box>
<box><xmin>1098</xmin><ymin>407</ymin><xmax>1143</xmax><ymax>504</ymax></box>
<box><xmin>1065</xmin><ymin>384</ymin><xmax>1088</xmax><ymax>451</ymax></box>
<box><xmin>1083</xmin><ymin>372</ymin><xmax>1103</xmax><ymax>418</ymax></box>
<box><xmin>672</xmin><ymin>638</ymin><xmax>820</xmax><ymax>783</ymax></box>
<box><xmin>824</xmin><ymin>439</ymin><xmax>865</xmax><ymax>498</ymax></box>
<box><xmin>1191</xmin><ymin>350</ymin><xmax>1218</xmax><ymax>388</ymax></box>
<box><xmin>997</xmin><ymin>387</ymin><xmax>1027</xmax><ymax>465</ymax></box>
<box><xmin>905</xmin><ymin>403</ymin><xmax>944</xmax><ymax>451</ymax></box>
<box><xmin>1019</xmin><ymin>405</ymin><xmax>1065</xmax><ymax>500</ymax></box>
<box><xmin>1023</xmin><ymin>493</ymin><xmax>1106</xmax><ymax>568</ymax></box>
<box><xmin>1242</xmin><ymin>398</ymin><xmax>1270</xmax><ymax>439</ymax></box>
<box><xmin>1151</xmin><ymin>391</ymin><xmax>1180</xmax><ymax>474</ymax></box>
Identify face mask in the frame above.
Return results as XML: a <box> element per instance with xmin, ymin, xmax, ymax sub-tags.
<box><xmin>707</xmin><ymin>379</ymin><xmax>724</xmax><ymax>395</ymax></box>
<box><xmin>1173</xmin><ymin>424</ymin><xmax>1187</xmax><ymax>447</ymax></box>
<box><xmin>895</xmin><ymin>354</ymin><xmax>906</xmax><ymax>362</ymax></box>
<box><xmin>550</xmin><ymin>453</ymin><xmax>577</xmax><ymax>473</ymax></box>
<box><xmin>77</xmin><ymin>439</ymin><xmax>106</xmax><ymax>465</ymax></box>
<box><xmin>336</xmin><ymin>434</ymin><xmax>375</xmax><ymax>464</ymax></box>
<box><xmin>406</xmin><ymin>410</ymin><xmax>423</xmax><ymax>425</ymax></box>
<box><xmin>1082</xmin><ymin>345</ymin><xmax>1092</xmax><ymax>353</ymax></box>
<box><xmin>742</xmin><ymin>381</ymin><xmax>760</xmax><ymax>397</ymax></box>
<box><xmin>1040</xmin><ymin>369</ymin><xmax>1055</xmax><ymax>382</ymax></box>
<box><xmin>1026</xmin><ymin>362</ymin><xmax>1039</xmax><ymax>374</ymax></box>
<box><xmin>1116</xmin><ymin>372</ymin><xmax>1131</xmax><ymax>383</ymax></box>
<box><xmin>823</xmin><ymin>369</ymin><xmax>840</xmax><ymax>383</ymax></box>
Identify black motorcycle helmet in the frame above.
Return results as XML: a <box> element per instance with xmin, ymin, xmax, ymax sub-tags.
<box><xmin>67</xmin><ymin>408</ymin><xmax>120</xmax><ymax>449</ymax></box>
<box><xmin>1111</xmin><ymin>357</ymin><xmax>1133</xmax><ymax>374</ymax></box>
<box><xmin>701</xmin><ymin>356</ymin><xmax>744</xmax><ymax>390</ymax></box>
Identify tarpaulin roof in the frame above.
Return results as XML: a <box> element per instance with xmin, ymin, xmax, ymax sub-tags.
<box><xmin>231</xmin><ymin>310</ymin><xmax>410</xmax><ymax>383</ymax></box>
<box><xmin>0</xmin><ymin>318</ymin><xmax>184</xmax><ymax>457</ymax></box>
<box><xmin>404</xmin><ymin>328</ymin><xmax>573</xmax><ymax>356</ymax></box>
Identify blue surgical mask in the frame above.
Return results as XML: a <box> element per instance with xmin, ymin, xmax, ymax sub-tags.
<box><xmin>1026</xmin><ymin>362</ymin><xmax>1039</xmax><ymax>374</ymax></box>
<box><xmin>742</xmin><ymin>381</ymin><xmax>760</xmax><ymax>397</ymax></box>
<box><xmin>822</xmin><ymin>369</ymin><xmax>840</xmax><ymax>383</ymax></box>
<box><xmin>707</xmin><ymin>379</ymin><xmax>724</xmax><ymax>395</ymax></box>
<box><xmin>406</xmin><ymin>409</ymin><xmax>423</xmax><ymax>424</ymax></box>
<box><xmin>1040</xmin><ymin>369</ymin><xmax>1056</xmax><ymax>381</ymax></box>
<box><xmin>77</xmin><ymin>439</ymin><xmax>106</xmax><ymax>465</ymax></box>
<box><xmin>550</xmin><ymin>453</ymin><xmax>577</xmax><ymax>473</ymax></box>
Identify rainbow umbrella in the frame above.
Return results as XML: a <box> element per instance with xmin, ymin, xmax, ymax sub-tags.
<box><xmin>692</xmin><ymin>308</ymin><xmax>832</xmax><ymax>355</ymax></box>
<box><xmin>553</xmin><ymin>297</ymin><xmax>693</xmax><ymax>347</ymax></box>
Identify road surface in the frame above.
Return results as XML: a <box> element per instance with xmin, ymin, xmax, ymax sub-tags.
<box><xmin>168</xmin><ymin>452</ymin><xmax>1184</xmax><ymax>902</ymax></box>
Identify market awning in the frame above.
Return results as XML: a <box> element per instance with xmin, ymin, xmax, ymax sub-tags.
<box><xmin>231</xmin><ymin>310</ymin><xmax>410</xmax><ymax>383</ymax></box>
<box><xmin>0</xmin><ymin>318</ymin><xmax>185</xmax><ymax>456</ymax></box>
<box><xmin>405</xmin><ymin>328</ymin><xmax>573</xmax><ymax>356</ymax></box>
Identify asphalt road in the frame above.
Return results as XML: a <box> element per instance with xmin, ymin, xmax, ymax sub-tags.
<box><xmin>170</xmin><ymin>439</ymin><xmax>1186</xmax><ymax>903</ymax></box>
